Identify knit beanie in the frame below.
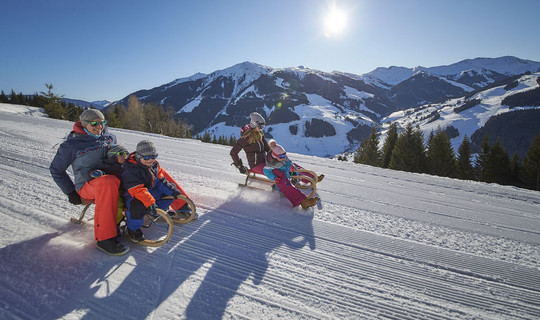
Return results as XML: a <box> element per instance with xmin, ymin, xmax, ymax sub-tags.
<box><xmin>80</xmin><ymin>109</ymin><xmax>105</xmax><ymax>127</ymax></box>
<box><xmin>136</xmin><ymin>140</ymin><xmax>157</xmax><ymax>158</ymax></box>
<box><xmin>107</xmin><ymin>145</ymin><xmax>128</xmax><ymax>158</ymax></box>
<box><xmin>268</xmin><ymin>139</ymin><xmax>277</xmax><ymax>148</ymax></box>
<box><xmin>249</xmin><ymin>112</ymin><xmax>265</xmax><ymax>129</ymax></box>
<box><xmin>271</xmin><ymin>144</ymin><xmax>286</xmax><ymax>158</ymax></box>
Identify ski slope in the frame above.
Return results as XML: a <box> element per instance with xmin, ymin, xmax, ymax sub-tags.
<box><xmin>0</xmin><ymin>104</ymin><xmax>539</xmax><ymax>319</ymax></box>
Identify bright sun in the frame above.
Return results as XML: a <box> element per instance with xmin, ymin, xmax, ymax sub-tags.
<box><xmin>323</xmin><ymin>5</ymin><xmax>348</xmax><ymax>37</ymax></box>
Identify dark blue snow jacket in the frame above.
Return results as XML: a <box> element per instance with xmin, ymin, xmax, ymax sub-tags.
<box><xmin>49</xmin><ymin>121</ymin><xmax>116</xmax><ymax>194</ymax></box>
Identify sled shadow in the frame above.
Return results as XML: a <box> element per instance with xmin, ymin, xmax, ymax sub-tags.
<box><xmin>0</xmin><ymin>225</ymin><xmax>128</xmax><ymax>320</ymax></box>
<box><xmin>8</xmin><ymin>191</ymin><xmax>316</xmax><ymax>319</ymax></box>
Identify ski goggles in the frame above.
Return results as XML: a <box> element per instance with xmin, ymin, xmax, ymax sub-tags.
<box><xmin>272</xmin><ymin>152</ymin><xmax>286</xmax><ymax>159</ymax></box>
<box><xmin>142</xmin><ymin>154</ymin><xmax>158</xmax><ymax>160</ymax></box>
<box><xmin>89</xmin><ymin>120</ymin><xmax>107</xmax><ymax>127</ymax></box>
<box><xmin>112</xmin><ymin>151</ymin><xmax>129</xmax><ymax>157</ymax></box>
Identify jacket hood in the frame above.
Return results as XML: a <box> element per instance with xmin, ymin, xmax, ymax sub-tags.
<box><xmin>73</xmin><ymin>121</ymin><xmax>86</xmax><ymax>134</ymax></box>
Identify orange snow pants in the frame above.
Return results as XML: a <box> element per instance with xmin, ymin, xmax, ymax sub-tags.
<box><xmin>78</xmin><ymin>175</ymin><xmax>120</xmax><ymax>241</ymax></box>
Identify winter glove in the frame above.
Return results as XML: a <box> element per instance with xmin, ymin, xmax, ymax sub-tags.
<box><xmin>234</xmin><ymin>160</ymin><xmax>248</xmax><ymax>174</ymax></box>
<box><xmin>67</xmin><ymin>190</ymin><xmax>82</xmax><ymax>205</ymax></box>
<box><xmin>171</xmin><ymin>188</ymin><xmax>182</xmax><ymax>198</ymax></box>
<box><xmin>146</xmin><ymin>204</ymin><xmax>157</xmax><ymax>216</ymax></box>
<box><xmin>90</xmin><ymin>169</ymin><xmax>105</xmax><ymax>179</ymax></box>
<box><xmin>274</xmin><ymin>175</ymin><xmax>282</xmax><ymax>184</ymax></box>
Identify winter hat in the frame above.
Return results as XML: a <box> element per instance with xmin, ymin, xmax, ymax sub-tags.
<box><xmin>107</xmin><ymin>145</ymin><xmax>128</xmax><ymax>158</ymax></box>
<box><xmin>80</xmin><ymin>109</ymin><xmax>105</xmax><ymax>127</ymax></box>
<box><xmin>271</xmin><ymin>144</ymin><xmax>286</xmax><ymax>158</ymax></box>
<box><xmin>268</xmin><ymin>139</ymin><xmax>277</xmax><ymax>148</ymax></box>
<box><xmin>249</xmin><ymin>112</ymin><xmax>265</xmax><ymax>129</ymax></box>
<box><xmin>136</xmin><ymin>140</ymin><xmax>157</xmax><ymax>158</ymax></box>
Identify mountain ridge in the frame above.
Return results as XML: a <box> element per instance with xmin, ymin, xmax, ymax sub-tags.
<box><xmin>105</xmin><ymin>56</ymin><xmax>540</xmax><ymax>158</ymax></box>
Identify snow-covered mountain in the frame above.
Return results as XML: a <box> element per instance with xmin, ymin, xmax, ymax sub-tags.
<box><xmin>112</xmin><ymin>56</ymin><xmax>540</xmax><ymax>158</ymax></box>
<box><xmin>64</xmin><ymin>98</ymin><xmax>112</xmax><ymax>110</ymax></box>
<box><xmin>381</xmin><ymin>72</ymin><xmax>540</xmax><ymax>158</ymax></box>
<box><xmin>1</xmin><ymin>104</ymin><xmax>539</xmax><ymax>319</ymax></box>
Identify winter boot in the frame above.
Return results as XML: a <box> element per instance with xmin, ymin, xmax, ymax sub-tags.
<box><xmin>96</xmin><ymin>237</ymin><xmax>130</xmax><ymax>256</ymax></box>
<box><xmin>301</xmin><ymin>196</ymin><xmax>320</xmax><ymax>209</ymax></box>
<box><xmin>127</xmin><ymin>228</ymin><xmax>145</xmax><ymax>243</ymax></box>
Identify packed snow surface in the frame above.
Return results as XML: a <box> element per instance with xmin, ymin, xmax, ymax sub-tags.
<box><xmin>1</xmin><ymin>103</ymin><xmax>539</xmax><ymax>319</ymax></box>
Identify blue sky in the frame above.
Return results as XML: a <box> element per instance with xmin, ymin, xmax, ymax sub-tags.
<box><xmin>2</xmin><ymin>0</ymin><xmax>539</xmax><ymax>102</ymax></box>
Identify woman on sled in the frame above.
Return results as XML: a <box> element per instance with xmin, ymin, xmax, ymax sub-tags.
<box><xmin>230</xmin><ymin>111</ymin><xmax>324</xmax><ymax>185</ymax></box>
<box><xmin>230</xmin><ymin>112</ymin><xmax>270</xmax><ymax>175</ymax></box>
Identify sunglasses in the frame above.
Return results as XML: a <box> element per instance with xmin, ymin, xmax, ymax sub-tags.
<box><xmin>257</xmin><ymin>122</ymin><xmax>265</xmax><ymax>129</ymax></box>
<box><xmin>89</xmin><ymin>120</ymin><xmax>107</xmax><ymax>127</ymax></box>
<box><xmin>142</xmin><ymin>154</ymin><xmax>158</xmax><ymax>160</ymax></box>
<box><xmin>113</xmin><ymin>151</ymin><xmax>129</xmax><ymax>157</ymax></box>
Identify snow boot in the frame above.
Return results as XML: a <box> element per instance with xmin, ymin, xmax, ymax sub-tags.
<box><xmin>96</xmin><ymin>237</ymin><xmax>129</xmax><ymax>256</ymax></box>
<box><xmin>127</xmin><ymin>228</ymin><xmax>145</xmax><ymax>243</ymax></box>
<box><xmin>301</xmin><ymin>196</ymin><xmax>320</xmax><ymax>209</ymax></box>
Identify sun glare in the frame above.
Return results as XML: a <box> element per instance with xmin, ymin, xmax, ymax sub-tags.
<box><xmin>323</xmin><ymin>4</ymin><xmax>348</xmax><ymax>37</ymax></box>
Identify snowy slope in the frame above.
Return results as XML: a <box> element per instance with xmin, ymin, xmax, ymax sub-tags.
<box><xmin>1</xmin><ymin>104</ymin><xmax>539</xmax><ymax>320</ymax></box>
<box><xmin>380</xmin><ymin>72</ymin><xmax>540</xmax><ymax>154</ymax></box>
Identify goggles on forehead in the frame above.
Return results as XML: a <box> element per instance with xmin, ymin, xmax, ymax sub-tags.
<box><xmin>272</xmin><ymin>152</ymin><xmax>287</xmax><ymax>159</ymax></box>
<box><xmin>142</xmin><ymin>154</ymin><xmax>158</xmax><ymax>160</ymax></box>
<box><xmin>89</xmin><ymin>120</ymin><xmax>107</xmax><ymax>127</ymax></box>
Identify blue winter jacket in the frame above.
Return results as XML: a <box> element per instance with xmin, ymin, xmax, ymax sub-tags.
<box><xmin>49</xmin><ymin>121</ymin><xmax>116</xmax><ymax>194</ymax></box>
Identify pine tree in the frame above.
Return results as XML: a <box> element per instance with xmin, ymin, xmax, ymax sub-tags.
<box><xmin>0</xmin><ymin>91</ymin><xmax>8</xmax><ymax>103</ymax></box>
<box><xmin>474</xmin><ymin>136</ymin><xmax>491</xmax><ymax>181</ymax></box>
<box><xmin>9</xmin><ymin>90</ymin><xmax>20</xmax><ymax>105</ymax></box>
<box><xmin>520</xmin><ymin>133</ymin><xmax>540</xmax><ymax>190</ymax></box>
<box><xmin>509</xmin><ymin>153</ymin><xmax>521</xmax><ymax>187</ymax></box>
<box><xmin>456</xmin><ymin>135</ymin><xmax>474</xmax><ymax>180</ymax></box>
<box><xmin>381</xmin><ymin>123</ymin><xmax>398</xmax><ymax>168</ymax></box>
<box><xmin>40</xmin><ymin>84</ymin><xmax>65</xmax><ymax>119</ymax></box>
<box><xmin>105</xmin><ymin>106</ymin><xmax>122</xmax><ymax>128</ymax></box>
<box><xmin>144</xmin><ymin>104</ymin><xmax>169</xmax><ymax>134</ymax></box>
<box><xmin>355</xmin><ymin>127</ymin><xmax>381</xmax><ymax>166</ymax></box>
<box><xmin>64</xmin><ymin>102</ymin><xmax>81</xmax><ymax>121</ymax></box>
<box><xmin>389</xmin><ymin>123</ymin><xmax>426</xmax><ymax>173</ymax></box>
<box><xmin>426</xmin><ymin>129</ymin><xmax>456</xmax><ymax>177</ymax></box>
<box><xmin>18</xmin><ymin>93</ymin><xmax>27</xmax><ymax>105</ymax></box>
<box><xmin>484</xmin><ymin>140</ymin><xmax>511</xmax><ymax>185</ymax></box>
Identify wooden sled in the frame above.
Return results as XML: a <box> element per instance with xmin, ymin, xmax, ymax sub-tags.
<box><xmin>71</xmin><ymin>195</ymin><xmax>196</xmax><ymax>247</ymax></box>
<box><xmin>242</xmin><ymin>168</ymin><xmax>319</xmax><ymax>199</ymax></box>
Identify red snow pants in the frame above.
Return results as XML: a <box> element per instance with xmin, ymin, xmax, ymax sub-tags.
<box><xmin>78</xmin><ymin>175</ymin><xmax>120</xmax><ymax>241</ymax></box>
<box><xmin>272</xmin><ymin>169</ymin><xmax>306</xmax><ymax>207</ymax></box>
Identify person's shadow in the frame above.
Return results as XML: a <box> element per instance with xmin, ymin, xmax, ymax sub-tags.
<box><xmin>1</xmin><ymin>192</ymin><xmax>316</xmax><ymax>319</ymax></box>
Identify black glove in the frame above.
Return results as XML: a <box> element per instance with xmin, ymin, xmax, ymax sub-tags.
<box><xmin>171</xmin><ymin>188</ymin><xmax>182</xmax><ymax>198</ymax></box>
<box><xmin>234</xmin><ymin>160</ymin><xmax>248</xmax><ymax>174</ymax></box>
<box><xmin>67</xmin><ymin>190</ymin><xmax>82</xmax><ymax>205</ymax></box>
<box><xmin>147</xmin><ymin>204</ymin><xmax>157</xmax><ymax>216</ymax></box>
